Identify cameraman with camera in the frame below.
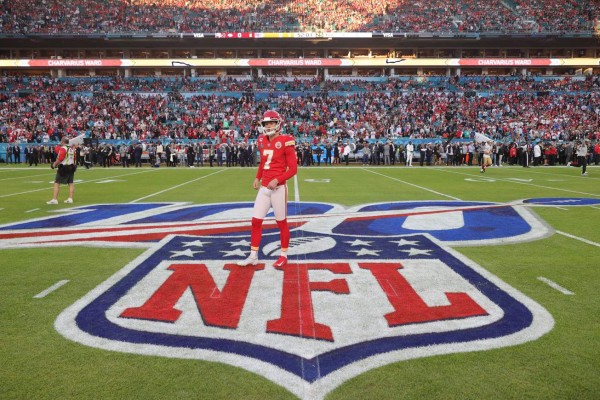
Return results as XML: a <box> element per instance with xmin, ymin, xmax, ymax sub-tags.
<box><xmin>47</xmin><ymin>136</ymin><xmax>77</xmax><ymax>204</ymax></box>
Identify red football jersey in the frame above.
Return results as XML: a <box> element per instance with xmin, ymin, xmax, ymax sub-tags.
<box><xmin>255</xmin><ymin>134</ymin><xmax>297</xmax><ymax>187</ymax></box>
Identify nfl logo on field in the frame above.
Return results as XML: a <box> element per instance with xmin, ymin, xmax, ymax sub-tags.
<box><xmin>56</xmin><ymin>217</ymin><xmax>553</xmax><ymax>399</ymax></box>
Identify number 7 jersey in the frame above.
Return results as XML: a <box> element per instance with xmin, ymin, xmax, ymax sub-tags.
<box><xmin>255</xmin><ymin>134</ymin><xmax>298</xmax><ymax>187</ymax></box>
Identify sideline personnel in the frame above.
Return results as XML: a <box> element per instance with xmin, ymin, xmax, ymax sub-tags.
<box><xmin>47</xmin><ymin>137</ymin><xmax>77</xmax><ymax>204</ymax></box>
<box><xmin>576</xmin><ymin>140</ymin><xmax>589</xmax><ymax>176</ymax></box>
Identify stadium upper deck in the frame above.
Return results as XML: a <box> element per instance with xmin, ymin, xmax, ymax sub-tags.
<box><xmin>0</xmin><ymin>1</ymin><xmax>599</xmax><ymax>81</ymax></box>
<box><xmin>0</xmin><ymin>0</ymin><xmax>597</xmax><ymax>34</ymax></box>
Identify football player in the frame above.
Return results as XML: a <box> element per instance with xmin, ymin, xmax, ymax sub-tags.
<box><xmin>480</xmin><ymin>141</ymin><xmax>493</xmax><ymax>173</ymax></box>
<box><xmin>238</xmin><ymin>110</ymin><xmax>298</xmax><ymax>267</ymax></box>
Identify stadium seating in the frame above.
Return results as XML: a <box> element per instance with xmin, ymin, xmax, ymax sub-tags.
<box><xmin>1</xmin><ymin>75</ymin><xmax>598</xmax><ymax>146</ymax></box>
<box><xmin>0</xmin><ymin>0</ymin><xmax>596</xmax><ymax>34</ymax></box>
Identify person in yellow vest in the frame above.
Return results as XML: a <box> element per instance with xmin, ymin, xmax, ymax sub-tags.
<box><xmin>47</xmin><ymin>136</ymin><xmax>77</xmax><ymax>204</ymax></box>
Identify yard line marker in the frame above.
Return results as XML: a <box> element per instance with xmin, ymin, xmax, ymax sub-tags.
<box><xmin>556</xmin><ymin>231</ymin><xmax>600</xmax><ymax>247</ymax></box>
<box><xmin>556</xmin><ymin>230</ymin><xmax>600</xmax><ymax>248</ymax></box>
<box><xmin>33</xmin><ymin>280</ymin><xmax>70</xmax><ymax>299</ymax></box>
<box><xmin>293</xmin><ymin>174</ymin><xmax>300</xmax><ymax>202</ymax></box>
<box><xmin>555</xmin><ymin>207</ymin><xmax>569</xmax><ymax>211</ymax></box>
<box><xmin>0</xmin><ymin>172</ymin><xmax>50</xmax><ymax>181</ymax></box>
<box><xmin>537</xmin><ymin>277</ymin><xmax>574</xmax><ymax>295</ymax></box>
<box><xmin>129</xmin><ymin>169</ymin><xmax>226</xmax><ymax>203</ymax></box>
<box><xmin>25</xmin><ymin>208</ymin><xmax>40</xmax><ymax>213</ymax></box>
<box><xmin>363</xmin><ymin>168</ymin><xmax>462</xmax><ymax>201</ymax></box>
<box><xmin>591</xmin><ymin>206</ymin><xmax>600</xmax><ymax>210</ymax></box>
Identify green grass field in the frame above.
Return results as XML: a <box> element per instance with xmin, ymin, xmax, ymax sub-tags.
<box><xmin>1</xmin><ymin>163</ymin><xmax>599</xmax><ymax>400</ymax></box>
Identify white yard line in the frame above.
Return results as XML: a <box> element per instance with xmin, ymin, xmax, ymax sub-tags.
<box><xmin>512</xmin><ymin>166</ymin><xmax>599</xmax><ymax>180</ymax></box>
<box><xmin>537</xmin><ymin>277</ymin><xmax>575</xmax><ymax>295</ymax></box>
<box><xmin>0</xmin><ymin>186</ymin><xmax>61</xmax><ymax>198</ymax></box>
<box><xmin>436</xmin><ymin>168</ymin><xmax>600</xmax><ymax>198</ymax></box>
<box><xmin>556</xmin><ymin>230</ymin><xmax>600</xmax><ymax>248</ymax></box>
<box><xmin>0</xmin><ymin>169</ymin><xmax>155</xmax><ymax>198</ymax></box>
<box><xmin>129</xmin><ymin>169</ymin><xmax>226</xmax><ymax>203</ymax></box>
<box><xmin>293</xmin><ymin>174</ymin><xmax>300</xmax><ymax>202</ymax></box>
<box><xmin>0</xmin><ymin>172</ymin><xmax>51</xmax><ymax>181</ymax></box>
<box><xmin>33</xmin><ymin>280</ymin><xmax>70</xmax><ymax>299</ymax></box>
<box><xmin>25</xmin><ymin>208</ymin><xmax>40</xmax><ymax>213</ymax></box>
<box><xmin>363</xmin><ymin>168</ymin><xmax>462</xmax><ymax>200</ymax></box>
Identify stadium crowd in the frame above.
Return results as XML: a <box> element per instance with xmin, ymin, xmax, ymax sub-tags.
<box><xmin>1</xmin><ymin>75</ymin><xmax>599</xmax><ymax>147</ymax></box>
<box><xmin>0</xmin><ymin>0</ymin><xmax>597</xmax><ymax>34</ymax></box>
<box><xmin>2</xmin><ymin>74</ymin><xmax>598</xmax><ymax>94</ymax></box>
<box><xmin>1</xmin><ymin>74</ymin><xmax>599</xmax><ymax>174</ymax></box>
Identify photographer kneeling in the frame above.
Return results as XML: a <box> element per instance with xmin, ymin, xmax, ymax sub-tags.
<box><xmin>47</xmin><ymin>136</ymin><xmax>77</xmax><ymax>204</ymax></box>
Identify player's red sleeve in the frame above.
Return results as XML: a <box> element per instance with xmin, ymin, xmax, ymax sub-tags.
<box><xmin>256</xmin><ymin>158</ymin><xmax>264</xmax><ymax>180</ymax></box>
<box><xmin>275</xmin><ymin>141</ymin><xmax>298</xmax><ymax>184</ymax></box>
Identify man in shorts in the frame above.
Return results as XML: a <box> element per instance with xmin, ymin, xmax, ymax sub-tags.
<box><xmin>47</xmin><ymin>136</ymin><xmax>77</xmax><ymax>204</ymax></box>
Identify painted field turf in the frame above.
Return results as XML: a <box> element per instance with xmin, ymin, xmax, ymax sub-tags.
<box><xmin>0</xmin><ymin>164</ymin><xmax>598</xmax><ymax>400</ymax></box>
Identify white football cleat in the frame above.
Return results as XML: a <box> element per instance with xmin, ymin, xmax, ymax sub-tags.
<box><xmin>237</xmin><ymin>254</ymin><xmax>258</xmax><ymax>266</ymax></box>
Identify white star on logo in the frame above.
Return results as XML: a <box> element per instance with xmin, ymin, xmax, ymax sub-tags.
<box><xmin>390</xmin><ymin>239</ymin><xmax>419</xmax><ymax>247</ymax></box>
<box><xmin>228</xmin><ymin>239</ymin><xmax>251</xmax><ymax>247</ymax></box>
<box><xmin>220</xmin><ymin>248</ymin><xmax>248</xmax><ymax>257</ymax></box>
<box><xmin>182</xmin><ymin>240</ymin><xmax>211</xmax><ymax>247</ymax></box>
<box><xmin>169</xmin><ymin>249</ymin><xmax>203</xmax><ymax>258</ymax></box>
<box><xmin>400</xmin><ymin>248</ymin><xmax>432</xmax><ymax>256</ymax></box>
<box><xmin>345</xmin><ymin>239</ymin><xmax>373</xmax><ymax>247</ymax></box>
<box><xmin>349</xmin><ymin>248</ymin><xmax>381</xmax><ymax>257</ymax></box>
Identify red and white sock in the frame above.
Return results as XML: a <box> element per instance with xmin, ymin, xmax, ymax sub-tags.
<box><xmin>250</xmin><ymin>217</ymin><xmax>263</xmax><ymax>255</ymax></box>
<box><xmin>276</xmin><ymin>219</ymin><xmax>290</xmax><ymax>254</ymax></box>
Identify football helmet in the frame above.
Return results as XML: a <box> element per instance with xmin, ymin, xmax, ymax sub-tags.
<box><xmin>260</xmin><ymin>110</ymin><xmax>283</xmax><ymax>137</ymax></box>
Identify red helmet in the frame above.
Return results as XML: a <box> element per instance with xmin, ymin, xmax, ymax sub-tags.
<box><xmin>260</xmin><ymin>110</ymin><xmax>283</xmax><ymax>136</ymax></box>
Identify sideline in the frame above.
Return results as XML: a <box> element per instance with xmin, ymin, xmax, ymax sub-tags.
<box><xmin>129</xmin><ymin>169</ymin><xmax>226</xmax><ymax>203</ymax></box>
<box><xmin>362</xmin><ymin>168</ymin><xmax>462</xmax><ymax>200</ymax></box>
